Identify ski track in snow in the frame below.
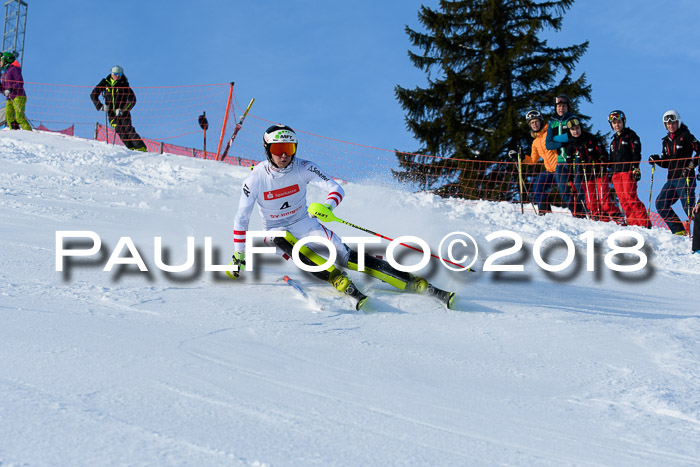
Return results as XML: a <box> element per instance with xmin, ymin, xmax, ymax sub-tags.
<box><xmin>1</xmin><ymin>130</ymin><xmax>699</xmax><ymax>466</ymax></box>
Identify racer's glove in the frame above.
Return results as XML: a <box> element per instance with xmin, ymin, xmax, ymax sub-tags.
<box><xmin>308</xmin><ymin>203</ymin><xmax>334</xmax><ymax>221</ymax></box>
<box><xmin>225</xmin><ymin>251</ymin><xmax>245</xmax><ymax>280</ymax></box>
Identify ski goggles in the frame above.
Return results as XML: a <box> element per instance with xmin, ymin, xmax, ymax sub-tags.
<box><xmin>566</xmin><ymin>118</ymin><xmax>581</xmax><ymax>129</ymax></box>
<box><xmin>555</xmin><ymin>96</ymin><xmax>570</xmax><ymax>105</ymax></box>
<box><xmin>269</xmin><ymin>142</ymin><xmax>297</xmax><ymax>157</ymax></box>
<box><xmin>663</xmin><ymin>113</ymin><xmax>679</xmax><ymax>123</ymax></box>
<box><xmin>608</xmin><ymin>111</ymin><xmax>625</xmax><ymax>122</ymax></box>
<box><xmin>525</xmin><ymin>110</ymin><xmax>542</xmax><ymax>122</ymax></box>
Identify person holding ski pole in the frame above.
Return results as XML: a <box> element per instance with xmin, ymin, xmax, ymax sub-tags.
<box><xmin>607</xmin><ymin>110</ymin><xmax>651</xmax><ymax>228</ymax></box>
<box><xmin>545</xmin><ymin>95</ymin><xmax>587</xmax><ymax>218</ymax></box>
<box><xmin>90</xmin><ymin>65</ymin><xmax>147</xmax><ymax>151</ymax></box>
<box><xmin>0</xmin><ymin>51</ymin><xmax>32</xmax><ymax>131</ymax></box>
<box><xmin>520</xmin><ymin>109</ymin><xmax>558</xmax><ymax>215</ymax></box>
<box><xmin>648</xmin><ymin>110</ymin><xmax>699</xmax><ymax>235</ymax></box>
<box><xmin>225</xmin><ymin>124</ymin><xmax>455</xmax><ymax>310</ymax></box>
<box><xmin>565</xmin><ymin>117</ymin><xmax>622</xmax><ymax>222</ymax></box>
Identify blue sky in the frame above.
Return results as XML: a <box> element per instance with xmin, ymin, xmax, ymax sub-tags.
<box><xmin>21</xmin><ymin>0</ymin><xmax>700</xmax><ymax>163</ymax></box>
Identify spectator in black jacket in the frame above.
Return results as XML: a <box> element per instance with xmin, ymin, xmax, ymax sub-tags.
<box><xmin>649</xmin><ymin>110</ymin><xmax>699</xmax><ymax>235</ymax></box>
<box><xmin>607</xmin><ymin>110</ymin><xmax>651</xmax><ymax>228</ymax></box>
<box><xmin>90</xmin><ymin>65</ymin><xmax>146</xmax><ymax>151</ymax></box>
<box><xmin>566</xmin><ymin>117</ymin><xmax>622</xmax><ymax>222</ymax></box>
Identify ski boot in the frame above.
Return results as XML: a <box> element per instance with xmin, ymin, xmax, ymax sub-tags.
<box><xmin>329</xmin><ymin>269</ymin><xmax>368</xmax><ymax>311</ymax></box>
<box><xmin>407</xmin><ymin>275</ymin><xmax>456</xmax><ymax>309</ymax></box>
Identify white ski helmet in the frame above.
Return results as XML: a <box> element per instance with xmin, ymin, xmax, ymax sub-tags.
<box><xmin>525</xmin><ymin>109</ymin><xmax>544</xmax><ymax>126</ymax></box>
<box><xmin>263</xmin><ymin>124</ymin><xmax>298</xmax><ymax>167</ymax></box>
<box><xmin>662</xmin><ymin>110</ymin><xmax>681</xmax><ymax>127</ymax></box>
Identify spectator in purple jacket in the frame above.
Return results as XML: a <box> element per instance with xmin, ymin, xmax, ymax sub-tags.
<box><xmin>0</xmin><ymin>51</ymin><xmax>31</xmax><ymax>131</ymax></box>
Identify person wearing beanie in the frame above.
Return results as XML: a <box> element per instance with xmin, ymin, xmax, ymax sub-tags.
<box><xmin>90</xmin><ymin>65</ymin><xmax>147</xmax><ymax>151</ymax></box>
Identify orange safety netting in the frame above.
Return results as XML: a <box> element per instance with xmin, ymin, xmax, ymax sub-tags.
<box><xmin>23</xmin><ymin>81</ymin><xmax>236</xmax><ymax>152</ymax></box>
<box><xmin>15</xmin><ymin>82</ymin><xmax>697</xmax><ymax>233</ymax></box>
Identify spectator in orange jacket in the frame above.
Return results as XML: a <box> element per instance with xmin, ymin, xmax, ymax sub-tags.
<box><xmin>521</xmin><ymin>110</ymin><xmax>558</xmax><ymax>215</ymax></box>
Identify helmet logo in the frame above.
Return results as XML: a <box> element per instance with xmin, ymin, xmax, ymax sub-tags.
<box><xmin>274</xmin><ymin>131</ymin><xmax>295</xmax><ymax>141</ymax></box>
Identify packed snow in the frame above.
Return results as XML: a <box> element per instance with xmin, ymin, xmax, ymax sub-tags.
<box><xmin>1</xmin><ymin>130</ymin><xmax>698</xmax><ymax>466</ymax></box>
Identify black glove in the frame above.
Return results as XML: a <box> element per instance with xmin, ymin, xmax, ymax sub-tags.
<box><xmin>648</xmin><ymin>154</ymin><xmax>661</xmax><ymax>166</ymax></box>
<box><xmin>632</xmin><ymin>168</ymin><xmax>641</xmax><ymax>182</ymax></box>
<box><xmin>682</xmin><ymin>160</ymin><xmax>696</xmax><ymax>178</ymax></box>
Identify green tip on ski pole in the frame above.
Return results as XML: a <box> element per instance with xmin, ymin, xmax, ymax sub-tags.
<box><xmin>307</xmin><ymin>203</ymin><xmax>339</xmax><ymax>223</ymax></box>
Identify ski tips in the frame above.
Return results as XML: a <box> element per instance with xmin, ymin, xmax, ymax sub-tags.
<box><xmin>447</xmin><ymin>292</ymin><xmax>456</xmax><ymax>310</ymax></box>
<box><xmin>356</xmin><ymin>296</ymin><xmax>369</xmax><ymax>311</ymax></box>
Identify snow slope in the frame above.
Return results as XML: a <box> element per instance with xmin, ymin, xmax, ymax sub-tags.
<box><xmin>1</xmin><ymin>130</ymin><xmax>699</xmax><ymax>466</ymax></box>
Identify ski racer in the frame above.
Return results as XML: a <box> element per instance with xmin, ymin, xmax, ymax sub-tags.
<box><xmin>648</xmin><ymin>110</ymin><xmax>699</xmax><ymax>235</ymax></box>
<box><xmin>226</xmin><ymin>124</ymin><xmax>455</xmax><ymax>310</ymax></box>
<box><xmin>607</xmin><ymin>110</ymin><xmax>651</xmax><ymax>228</ymax></box>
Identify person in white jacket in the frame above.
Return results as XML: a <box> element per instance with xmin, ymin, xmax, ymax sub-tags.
<box><xmin>227</xmin><ymin>124</ymin><xmax>454</xmax><ymax>310</ymax></box>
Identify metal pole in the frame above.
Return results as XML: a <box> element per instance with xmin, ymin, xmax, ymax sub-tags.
<box><xmin>215</xmin><ymin>82</ymin><xmax>234</xmax><ymax>157</ymax></box>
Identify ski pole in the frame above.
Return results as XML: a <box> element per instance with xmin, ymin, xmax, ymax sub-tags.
<box><xmin>647</xmin><ymin>163</ymin><xmax>655</xmax><ymax>219</ymax></box>
<box><xmin>581</xmin><ymin>162</ymin><xmax>590</xmax><ymax>217</ymax></box>
<box><xmin>219</xmin><ymin>97</ymin><xmax>255</xmax><ymax>161</ymax></box>
<box><xmin>307</xmin><ymin>203</ymin><xmax>471</xmax><ymax>271</ymax></box>
<box><xmin>687</xmin><ymin>175</ymin><xmax>692</xmax><ymax>236</ymax></box>
<box><xmin>104</xmin><ymin>106</ymin><xmax>110</xmax><ymax>145</ymax></box>
<box><xmin>284</xmin><ymin>275</ymin><xmax>310</xmax><ymax>301</ymax></box>
<box><xmin>284</xmin><ymin>275</ymin><xmax>321</xmax><ymax>309</ymax></box>
<box><xmin>517</xmin><ymin>146</ymin><xmax>524</xmax><ymax>214</ymax></box>
<box><xmin>592</xmin><ymin>165</ymin><xmax>602</xmax><ymax>219</ymax></box>
<box><xmin>571</xmin><ymin>157</ymin><xmax>588</xmax><ymax>219</ymax></box>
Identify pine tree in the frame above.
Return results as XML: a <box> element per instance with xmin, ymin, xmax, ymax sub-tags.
<box><xmin>394</xmin><ymin>0</ymin><xmax>591</xmax><ymax>200</ymax></box>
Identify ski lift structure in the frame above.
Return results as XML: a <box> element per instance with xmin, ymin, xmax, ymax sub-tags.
<box><xmin>2</xmin><ymin>0</ymin><xmax>28</xmax><ymax>62</ymax></box>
